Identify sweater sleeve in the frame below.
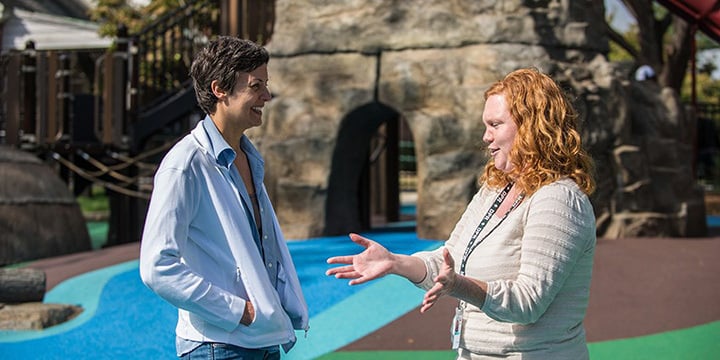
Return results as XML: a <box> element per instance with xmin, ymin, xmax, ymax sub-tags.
<box><xmin>481</xmin><ymin>181</ymin><xmax>596</xmax><ymax>325</ymax></box>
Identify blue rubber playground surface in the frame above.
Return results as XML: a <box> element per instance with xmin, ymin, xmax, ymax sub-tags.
<box><xmin>1</xmin><ymin>230</ymin><xmax>719</xmax><ymax>359</ymax></box>
<box><xmin>0</xmin><ymin>233</ymin><xmax>442</xmax><ymax>359</ymax></box>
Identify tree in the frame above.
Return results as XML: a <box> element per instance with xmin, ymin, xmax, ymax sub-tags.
<box><xmin>89</xmin><ymin>0</ymin><xmax>186</xmax><ymax>37</ymax></box>
<box><xmin>604</xmin><ymin>0</ymin><xmax>694</xmax><ymax>90</ymax></box>
<box><xmin>605</xmin><ymin>0</ymin><xmax>720</xmax><ymax>103</ymax></box>
<box><xmin>89</xmin><ymin>0</ymin><xmax>143</xmax><ymax>37</ymax></box>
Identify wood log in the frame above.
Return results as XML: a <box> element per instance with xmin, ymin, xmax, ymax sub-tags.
<box><xmin>0</xmin><ymin>268</ymin><xmax>46</xmax><ymax>303</ymax></box>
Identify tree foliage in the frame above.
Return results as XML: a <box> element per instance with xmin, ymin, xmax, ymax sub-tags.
<box><xmin>89</xmin><ymin>0</ymin><xmax>186</xmax><ymax>37</ymax></box>
<box><xmin>89</xmin><ymin>0</ymin><xmax>143</xmax><ymax>36</ymax></box>
<box><xmin>605</xmin><ymin>0</ymin><xmax>720</xmax><ymax>103</ymax></box>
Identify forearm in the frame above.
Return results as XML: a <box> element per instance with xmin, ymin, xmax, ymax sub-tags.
<box><xmin>451</xmin><ymin>275</ymin><xmax>488</xmax><ymax>308</ymax></box>
<box><xmin>391</xmin><ymin>254</ymin><xmax>427</xmax><ymax>283</ymax></box>
<box><xmin>140</xmin><ymin>253</ymin><xmax>245</xmax><ymax>331</ymax></box>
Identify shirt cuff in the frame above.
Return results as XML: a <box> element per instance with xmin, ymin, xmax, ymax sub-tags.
<box><xmin>411</xmin><ymin>254</ymin><xmax>437</xmax><ymax>290</ymax></box>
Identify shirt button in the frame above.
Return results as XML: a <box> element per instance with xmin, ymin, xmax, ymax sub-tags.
<box><xmin>267</xmin><ymin>262</ymin><xmax>273</xmax><ymax>268</ymax></box>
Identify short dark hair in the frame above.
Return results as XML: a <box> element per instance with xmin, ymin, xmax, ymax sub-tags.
<box><xmin>189</xmin><ymin>36</ymin><xmax>270</xmax><ymax>115</ymax></box>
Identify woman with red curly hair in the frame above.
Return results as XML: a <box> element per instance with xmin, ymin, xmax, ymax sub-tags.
<box><xmin>327</xmin><ymin>68</ymin><xmax>597</xmax><ymax>359</ymax></box>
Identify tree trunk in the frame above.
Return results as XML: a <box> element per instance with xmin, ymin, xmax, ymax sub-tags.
<box><xmin>0</xmin><ymin>268</ymin><xmax>46</xmax><ymax>303</ymax></box>
<box><xmin>624</xmin><ymin>0</ymin><xmax>662</xmax><ymax>67</ymax></box>
<box><xmin>662</xmin><ymin>16</ymin><xmax>694</xmax><ymax>91</ymax></box>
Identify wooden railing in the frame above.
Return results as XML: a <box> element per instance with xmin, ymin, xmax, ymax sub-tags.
<box><xmin>1</xmin><ymin>0</ymin><xmax>274</xmax><ymax>150</ymax></box>
<box><xmin>130</xmin><ymin>0</ymin><xmax>273</xmax><ymax>113</ymax></box>
<box><xmin>1</xmin><ymin>42</ymin><xmax>103</xmax><ymax>148</ymax></box>
<box><xmin>130</xmin><ymin>0</ymin><xmax>220</xmax><ymax>113</ymax></box>
<box><xmin>126</xmin><ymin>0</ymin><xmax>274</xmax><ymax>150</ymax></box>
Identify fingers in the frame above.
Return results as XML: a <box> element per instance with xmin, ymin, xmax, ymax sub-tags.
<box><xmin>424</xmin><ymin>292</ymin><xmax>439</xmax><ymax>304</ymax></box>
<box><xmin>348</xmin><ymin>276</ymin><xmax>371</xmax><ymax>286</ymax></box>
<box><xmin>424</xmin><ymin>283</ymin><xmax>442</xmax><ymax>301</ymax></box>
<box><xmin>326</xmin><ymin>233</ymin><xmax>373</xmax><ymax>265</ymax></box>
<box><xmin>420</xmin><ymin>279</ymin><xmax>447</xmax><ymax>313</ymax></box>
<box><xmin>349</xmin><ymin>233</ymin><xmax>373</xmax><ymax>249</ymax></box>
<box><xmin>326</xmin><ymin>255</ymin><xmax>354</xmax><ymax>265</ymax></box>
<box><xmin>420</xmin><ymin>302</ymin><xmax>434</xmax><ymax>313</ymax></box>
<box><xmin>420</xmin><ymin>292</ymin><xmax>439</xmax><ymax>313</ymax></box>
<box><xmin>326</xmin><ymin>233</ymin><xmax>382</xmax><ymax>287</ymax></box>
<box><xmin>329</xmin><ymin>264</ymin><xmax>371</xmax><ymax>285</ymax></box>
<box><xmin>325</xmin><ymin>265</ymin><xmax>355</xmax><ymax>276</ymax></box>
<box><xmin>336</xmin><ymin>271</ymin><xmax>362</xmax><ymax>280</ymax></box>
<box><xmin>442</xmin><ymin>247</ymin><xmax>455</xmax><ymax>267</ymax></box>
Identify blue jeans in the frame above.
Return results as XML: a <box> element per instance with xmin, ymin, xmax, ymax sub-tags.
<box><xmin>180</xmin><ymin>342</ymin><xmax>280</xmax><ymax>360</ymax></box>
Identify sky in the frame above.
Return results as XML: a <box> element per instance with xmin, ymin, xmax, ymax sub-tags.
<box><xmin>605</xmin><ymin>0</ymin><xmax>635</xmax><ymax>32</ymax></box>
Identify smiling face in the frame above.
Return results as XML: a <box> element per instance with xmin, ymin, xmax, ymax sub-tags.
<box><xmin>213</xmin><ymin>64</ymin><xmax>272</xmax><ymax>134</ymax></box>
<box><xmin>482</xmin><ymin>94</ymin><xmax>518</xmax><ymax>173</ymax></box>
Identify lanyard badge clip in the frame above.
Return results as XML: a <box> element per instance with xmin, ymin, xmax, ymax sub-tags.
<box><xmin>451</xmin><ymin>302</ymin><xmax>464</xmax><ymax>349</ymax></box>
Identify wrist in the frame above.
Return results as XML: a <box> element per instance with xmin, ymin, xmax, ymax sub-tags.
<box><xmin>393</xmin><ymin>254</ymin><xmax>427</xmax><ymax>283</ymax></box>
<box><xmin>451</xmin><ymin>275</ymin><xmax>488</xmax><ymax>307</ymax></box>
<box><xmin>449</xmin><ymin>273</ymin><xmax>463</xmax><ymax>298</ymax></box>
<box><xmin>389</xmin><ymin>253</ymin><xmax>401</xmax><ymax>275</ymax></box>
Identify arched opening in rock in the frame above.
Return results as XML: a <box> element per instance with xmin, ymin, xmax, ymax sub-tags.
<box><xmin>324</xmin><ymin>102</ymin><xmax>416</xmax><ymax>236</ymax></box>
<box><xmin>397</xmin><ymin>117</ymin><xmax>417</xmax><ymax>226</ymax></box>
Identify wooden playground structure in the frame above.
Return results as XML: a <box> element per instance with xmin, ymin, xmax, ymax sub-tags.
<box><xmin>0</xmin><ymin>0</ymin><xmax>274</xmax><ymax>245</ymax></box>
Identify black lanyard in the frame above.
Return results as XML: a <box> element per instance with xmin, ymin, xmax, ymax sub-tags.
<box><xmin>458</xmin><ymin>183</ymin><xmax>524</xmax><ymax>276</ymax></box>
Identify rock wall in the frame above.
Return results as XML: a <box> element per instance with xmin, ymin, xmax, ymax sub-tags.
<box><xmin>601</xmin><ymin>81</ymin><xmax>706</xmax><ymax>237</ymax></box>
<box><xmin>253</xmin><ymin>0</ymin><xmax>705</xmax><ymax>240</ymax></box>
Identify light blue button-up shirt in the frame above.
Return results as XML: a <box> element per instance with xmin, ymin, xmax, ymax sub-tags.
<box><xmin>139</xmin><ymin>117</ymin><xmax>308</xmax><ymax>356</ymax></box>
<box><xmin>202</xmin><ymin>116</ymin><xmax>281</xmax><ymax>286</ymax></box>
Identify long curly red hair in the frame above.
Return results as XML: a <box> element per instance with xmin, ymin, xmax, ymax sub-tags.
<box><xmin>480</xmin><ymin>68</ymin><xmax>595</xmax><ymax>196</ymax></box>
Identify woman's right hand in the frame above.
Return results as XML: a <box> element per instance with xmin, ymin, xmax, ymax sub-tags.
<box><xmin>421</xmin><ymin>248</ymin><xmax>458</xmax><ymax>313</ymax></box>
<box><xmin>326</xmin><ymin>233</ymin><xmax>395</xmax><ymax>285</ymax></box>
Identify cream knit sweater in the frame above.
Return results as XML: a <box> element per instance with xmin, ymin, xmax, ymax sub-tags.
<box><xmin>414</xmin><ymin>178</ymin><xmax>596</xmax><ymax>359</ymax></box>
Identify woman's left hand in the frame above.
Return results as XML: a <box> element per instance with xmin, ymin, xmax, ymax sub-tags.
<box><xmin>420</xmin><ymin>247</ymin><xmax>458</xmax><ymax>313</ymax></box>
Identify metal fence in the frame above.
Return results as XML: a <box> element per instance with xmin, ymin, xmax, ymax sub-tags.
<box><xmin>697</xmin><ymin>102</ymin><xmax>720</xmax><ymax>123</ymax></box>
<box><xmin>695</xmin><ymin>102</ymin><xmax>720</xmax><ymax>187</ymax></box>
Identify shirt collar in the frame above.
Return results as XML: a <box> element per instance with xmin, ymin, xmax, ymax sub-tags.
<box><xmin>202</xmin><ymin>116</ymin><xmax>236</xmax><ymax>169</ymax></box>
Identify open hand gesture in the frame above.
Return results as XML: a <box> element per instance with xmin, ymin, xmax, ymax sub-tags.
<box><xmin>421</xmin><ymin>248</ymin><xmax>458</xmax><ymax>313</ymax></box>
<box><xmin>326</xmin><ymin>233</ymin><xmax>395</xmax><ymax>285</ymax></box>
